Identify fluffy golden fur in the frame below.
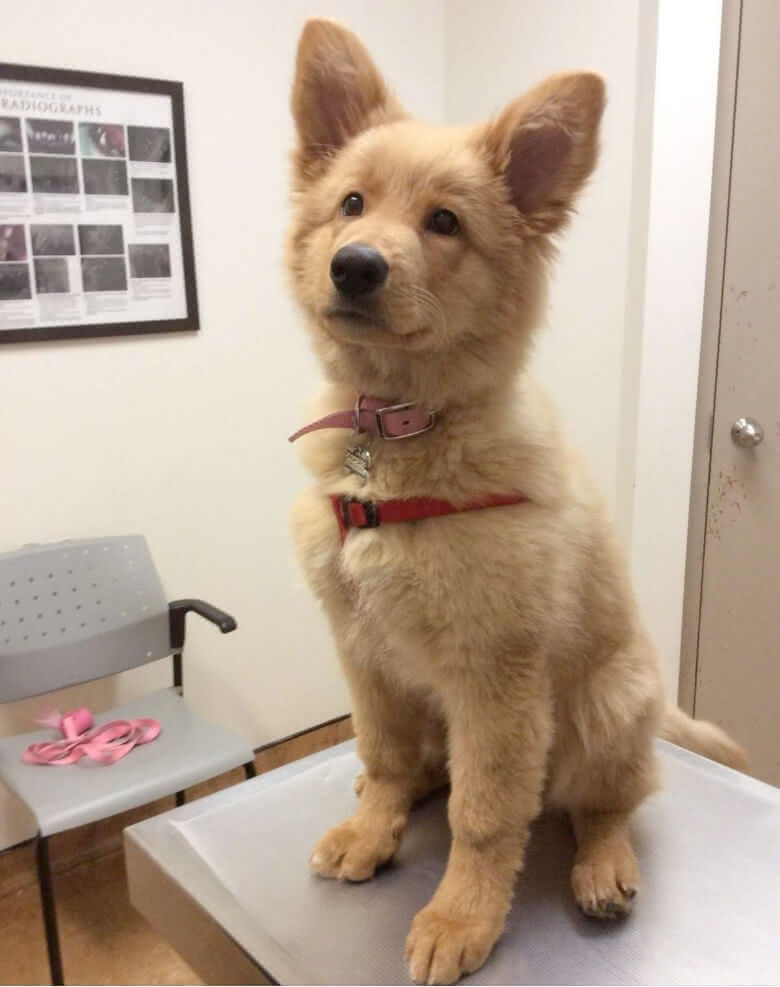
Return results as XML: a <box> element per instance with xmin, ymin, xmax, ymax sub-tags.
<box><xmin>286</xmin><ymin>19</ymin><xmax>746</xmax><ymax>985</ymax></box>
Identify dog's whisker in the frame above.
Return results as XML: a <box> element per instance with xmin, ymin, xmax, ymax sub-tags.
<box><xmin>393</xmin><ymin>283</ymin><xmax>448</xmax><ymax>334</ymax></box>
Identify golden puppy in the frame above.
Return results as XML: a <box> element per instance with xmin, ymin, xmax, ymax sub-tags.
<box><xmin>286</xmin><ymin>19</ymin><xmax>745</xmax><ymax>985</ymax></box>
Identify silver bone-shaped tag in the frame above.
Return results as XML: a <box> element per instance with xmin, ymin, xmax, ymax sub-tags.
<box><xmin>344</xmin><ymin>445</ymin><xmax>372</xmax><ymax>483</ymax></box>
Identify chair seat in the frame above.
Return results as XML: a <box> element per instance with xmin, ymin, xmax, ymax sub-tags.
<box><xmin>0</xmin><ymin>688</ymin><xmax>254</xmax><ymax>836</ymax></box>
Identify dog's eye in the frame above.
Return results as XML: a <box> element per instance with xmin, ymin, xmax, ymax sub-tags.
<box><xmin>426</xmin><ymin>208</ymin><xmax>459</xmax><ymax>236</ymax></box>
<box><xmin>341</xmin><ymin>193</ymin><xmax>364</xmax><ymax>217</ymax></box>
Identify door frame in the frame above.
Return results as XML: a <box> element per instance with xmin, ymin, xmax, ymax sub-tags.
<box><xmin>629</xmin><ymin>0</ymin><xmax>729</xmax><ymax>697</ymax></box>
<box><xmin>679</xmin><ymin>0</ymin><xmax>743</xmax><ymax>713</ymax></box>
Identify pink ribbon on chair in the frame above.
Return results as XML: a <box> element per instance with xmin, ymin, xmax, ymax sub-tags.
<box><xmin>23</xmin><ymin>707</ymin><xmax>161</xmax><ymax>765</ymax></box>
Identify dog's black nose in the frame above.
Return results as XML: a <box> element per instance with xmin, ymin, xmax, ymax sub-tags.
<box><xmin>330</xmin><ymin>243</ymin><xmax>389</xmax><ymax>298</ymax></box>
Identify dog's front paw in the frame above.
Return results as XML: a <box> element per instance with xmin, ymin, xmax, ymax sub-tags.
<box><xmin>405</xmin><ymin>906</ymin><xmax>499</xmax><ymax>985</ymax></box>
<box><xmin>309</xmin><ymin>814</ymin><xmax>404</xmax><ymax>882</ymax></box>
<box><xmin>571</xmin><ymin>843</ymin><xmax>639</xmax><ymax>918</ymax></box>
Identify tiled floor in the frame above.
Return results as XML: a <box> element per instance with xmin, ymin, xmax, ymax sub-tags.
<box><xmin>2</xmin><ymin>847</ymin><xmax>198</xmax><ymax>986</ymax></box>
<box><xmin>0</xmin><ymin>718</ymin><xmax>353</xmax><ymax>986</ymax></box>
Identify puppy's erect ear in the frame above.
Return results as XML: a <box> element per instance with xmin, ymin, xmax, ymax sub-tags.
<box><xmin>476</xmin><ymin>72</ymin><xmax>605</xmax><ymax>235</ymax></box>
<box><xmin>291</xmin><ymin>19</ymin><xmax>403</xmax><ymax>181</ymax></box>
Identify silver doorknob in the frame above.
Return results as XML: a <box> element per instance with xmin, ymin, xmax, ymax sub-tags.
<box><xmin>731</xmin><ymin>417</ymin><xmax>764</xmax><ymax>448</ymax></box>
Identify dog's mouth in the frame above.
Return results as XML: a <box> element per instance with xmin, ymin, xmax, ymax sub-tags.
<box><xmin>322</xmin><ymin>305</ymin><xmax>433</xmax><ymax>349</ymax></box>
<box><xmin>324</xmin><ymin>304</ymin><xmax>387</xmax><ymax>331</ymax></box>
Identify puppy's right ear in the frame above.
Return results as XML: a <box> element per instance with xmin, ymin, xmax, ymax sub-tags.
<box><xmin>291</xmin><ymin>19</ymin><xmax>403</xmax><ymax>182</ymax></box>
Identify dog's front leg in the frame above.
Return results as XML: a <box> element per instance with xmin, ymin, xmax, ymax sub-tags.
<box><xmin>310</xmin><ymin>650</ymin><xmax>434</xmax><ymax>882</ymax></box>
<box><xmin>406</xmin><ymin>666</ymin><xmax>552</xmax><ymax>985</ymax></box>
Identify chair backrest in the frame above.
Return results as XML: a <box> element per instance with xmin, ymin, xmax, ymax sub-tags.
<box><xmin>0</xmin><ymin>535</ymin><xmax>171</xmax><ymax>703</ymax></box>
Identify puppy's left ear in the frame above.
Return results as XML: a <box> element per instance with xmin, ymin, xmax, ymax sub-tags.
<box><xmin>476</xmin><ymin>72</ymin><xmax>605</xmax><ymax>235</ymax></box>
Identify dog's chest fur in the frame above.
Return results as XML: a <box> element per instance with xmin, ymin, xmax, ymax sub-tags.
<box><xmin>291</xmin><ymin>386</ymin><xmax>588</xmax><ymax>692</ymax></box>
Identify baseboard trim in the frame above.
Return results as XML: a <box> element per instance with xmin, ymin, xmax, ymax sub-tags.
<box><xmin>254</xmin><ymin>712</ymin><xmax>350</xmax><ymax>754</ymax></box>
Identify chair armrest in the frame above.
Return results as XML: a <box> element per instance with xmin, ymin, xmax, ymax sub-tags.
<box><xmin>169</xmin><ymin>599</ymin><xmax>238</xmax><ymax>650</ymax></box>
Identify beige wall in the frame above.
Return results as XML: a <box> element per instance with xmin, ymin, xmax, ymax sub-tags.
<box><xmin>445</xmin><ymin>0</ymin><xmax>650</xmax><ymax>542</ymax></box>
<box><xmin>0</xmin><ymin>0</ymin><xmax>445</xmax><ymax>849</ymax></box>
<box><xmin>446</xmin><ymin>0</ymin><xmax>725</xmax><ymax>699</ymax></box>
<box><xmin>2</xmin><ymin>0</ymin><xmax>706</xmax><ymax>850</ymax></box>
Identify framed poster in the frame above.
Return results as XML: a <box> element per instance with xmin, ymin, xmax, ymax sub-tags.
<box><xmin>0</xmin><ymin>64</ymin><xmax>198</xmax><ymax>343</ymax></box>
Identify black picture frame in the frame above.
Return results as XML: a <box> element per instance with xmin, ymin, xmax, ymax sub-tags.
<box><xmin>0</xmin><ymin>62</ymin><xmax>198</xmax><ymax>343</ymax></box>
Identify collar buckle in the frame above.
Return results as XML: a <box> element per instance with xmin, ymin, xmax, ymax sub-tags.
<box><xmin>339</xmin><ymin>496</ymin><xmax>380</xmax><ymax>530</ymax></box>
<box><xmin>375</xmin><ymin>401</ymin><xmax>437</xmax><ymax>440</ymax></box>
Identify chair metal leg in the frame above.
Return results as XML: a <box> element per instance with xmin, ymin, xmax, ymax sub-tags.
<box><xmin>176</xmin><ymin>760</ymin><xmax>255</xmax><ymax>806</ymax></box>
<box><xmin>36</xmin><ymin>835</ymin><xmax>64</xmax><ymax>986</ymax></box>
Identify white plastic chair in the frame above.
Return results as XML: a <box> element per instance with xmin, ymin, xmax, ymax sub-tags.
<box><xmin>0</xmin><ymin>535</ymin><xmax>255</xmax><ymax>984</ymax></box>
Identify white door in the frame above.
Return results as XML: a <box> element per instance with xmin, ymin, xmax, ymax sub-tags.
<box><xmin>693</xmin><ymin>0</ymin><xmax>780</xmax><ymax>785</ymax></box>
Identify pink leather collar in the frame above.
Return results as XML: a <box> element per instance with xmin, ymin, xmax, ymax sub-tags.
<box><xmin>289</xmin><ymin>395</ymin><xmax>436</xmax><ymax>443</ymax></box>
<box><xmin>23</xmin><ymin>707</ymin><xmax>161</xmax><ymax>766</ymax></box>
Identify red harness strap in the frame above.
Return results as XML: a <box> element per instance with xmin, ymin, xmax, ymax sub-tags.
<box><xmin>331</xmin><ymin>493</ymin><xmax>529</xmax><ymax>543</ymax></box>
